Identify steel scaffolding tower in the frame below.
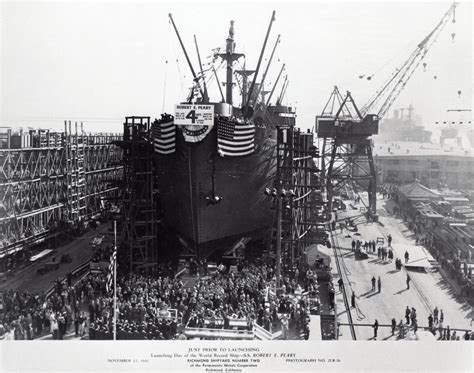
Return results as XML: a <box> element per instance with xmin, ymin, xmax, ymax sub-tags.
<box><xmin>65</xmin><ymin>121</ymin><xmax>86</xmax><ymax>223</ymax></box>
<box><xmin>119</xmin><ymin>117</ymin><xmax>160</xmax><ymax>273</ymax></box>
<box><xmin>316</xmin><ymin>87</ymin><xmax>379</xmax><ymax>218</ymax></box>
<box><xmin>267</xmin><ymin>124</ymin><xmax>326</xmax><ymax>282</ymax></box>
<box><xmin>0</xmin><ymin>126</ymin><xmax>122</xmax><ymax>259</ymax></box>
<box><xmin>83</xmin><ymin>133</ymin><xmax>123</xmax><ymax>217</ymax></box>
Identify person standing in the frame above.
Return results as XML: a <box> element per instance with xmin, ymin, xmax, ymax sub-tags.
<box><xmin>372</xmin><ymin>319</ymin><xmax>379</xmax><ymax>339</ymax></box>
<box><xmin>398</xmin><ymin>319</ymin><xmax>405</xmax><ymax>339</ymax></box>
<box><xmin>440</xmin><ymin>310</ymin><xmax>444</xmax><ymax>324</ymax></box>
<box><xmin>74</xmin><ymin>312</ymin><xmax>80</xmax><ymax>337</ymax></box>
<box><xmin>387</xmin><ymin>234</ymin><xmax>392</xmax><ymax>247</ymax></box>
<box><xmin>433</xmin><ymin>307</ymin><xmax>439</xmax><ymax>324</ymax></box>
<box><xmin>404</xmin><ymin>250</ymin><xmax>409</xmax><ymax>263</ymax></box>
<box><xmin>351</xmin><ymin>292</ymin><xmax>356</xmax><ymax>309</ymax></box>
<box><xmin>51</xmin><ymin>315</ymin><xmax>58</xmax><ymax>340</ymax></box>
<box><xmin>329</xmin><ymin>287</ymin><xmax>335</xmax><ymax>310</ymax></box>
<box><xmin>405</xmin><ymin>306</ymin><xmax>411</xmax><ymax>325</ymax></box>
<box><xmin>371</xmin><ymin>276</ymin><xmax>376</xmax><ymax>291</ymax></box>
<box><xmin>428</xmin><ymin>314</ymin><xmax>434</xmax><ymax>331</ymax></box>
<box><xmin>377</xmin><ymin>277</ymin><xmax>382</xmax><ymax>293</ymax></box>
<box><xmin>338</xmin><ymin>278</ymin><xmax>344</xmax><ymax>293</ymax></box>
<box><xmin>351</xmin><ymin>240</ymin><xmax>356</xmax><ymax>252</ymax></box>
<box><xmin>438</xmin><ymin>320</ymin><xmax>444</xmax><ymax>339</ymax></box>
<box><xmin>411</xmin><ymin>308</ymin><xmax>417</xmax><ymax>323</ymax></box>
<box><xmin>406</xmin><ymin>274</ymin><xmax>411</xmax><ymax>289</ymax></box>
<box><xmin>281</xmin><ymin>314</ymin><xmax>288</xmax><ymax>340</ymax></box>
<box><xmin>391</xmin><ymin>318</ymin><xmax>396</xmax><ymax>336</ymax></box>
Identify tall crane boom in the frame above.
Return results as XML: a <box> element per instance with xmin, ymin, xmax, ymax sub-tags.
<box><xmin>361</xmin><ymin>2</ymin><xmax>458</xmax><ymax>119</ymax></box>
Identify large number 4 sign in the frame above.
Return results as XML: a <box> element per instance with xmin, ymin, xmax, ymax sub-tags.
<box><xmin>186</xmin><ymin>110</ymin><xmax>197</xmax><ymax>124</ymax></box>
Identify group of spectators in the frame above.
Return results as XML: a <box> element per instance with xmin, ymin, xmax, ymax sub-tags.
<box><xmin>0</xmin><ymin>238</ymin><xmax>113</xmax><ymax>341</ymax></box>
<box><xmin>189</xmin><ymin>262</ymin><xmax>313</xmax><ymax>339</ymax></box>
<box><xmin>87</xmin><ymin>260</ymin><xmax>315</xmax><ymax>340</ymax></box>
<box><xmin>89</xmin><ymin>272</ymin><xmax>188</xmax><ymax>340</ymax></box>
<box><xmin>2</xmin><ymin>239</ymin><xmax>318</xmax><ymax>341</ymax></box>
<box><xmin>0</xmin><ymin>279</ymin><xmax>82</xmax><ymax>340</ymax></box>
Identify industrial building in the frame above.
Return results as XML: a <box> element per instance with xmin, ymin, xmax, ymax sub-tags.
<box><xmin>374</xmin><ymin>141</ymin><xmax>474</xmax><ymax>189</ymax></box>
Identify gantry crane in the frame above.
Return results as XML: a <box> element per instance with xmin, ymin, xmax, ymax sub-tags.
<box><xmin>316</xmin><ymin>87</ymin><xmax>379</xmax><ymax>218</ymax></box>
<box><xmin>316</xmin><ymin>2</ymin><xmax>458</xmax><ymax>219</ymax></box>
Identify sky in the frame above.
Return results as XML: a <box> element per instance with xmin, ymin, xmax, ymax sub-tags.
<box><xmin>1</xmin><ymin>0</ymin><xmax>472</xmax><ymax>133</ymax></box>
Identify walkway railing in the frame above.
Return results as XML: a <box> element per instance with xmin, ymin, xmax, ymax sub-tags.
<box><xmin>45</xmin><ymin>259</ymin><xmax>91</xmax><ymax>298</ymax></box>
<box><xmin>253</xmin><ymin>321</ymin><xmax>282</xmax><ymax>340</ymax></box>
<box><xmin>184</xmin><ymin>327</ymin><xmax>254</xmax><ymax>340</ymax></box>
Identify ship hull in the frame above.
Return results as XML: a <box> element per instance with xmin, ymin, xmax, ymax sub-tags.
<box><xmin>156</xmin><ymin>125</ymin><xmax>277</xmax><ymax>257</ymax></box>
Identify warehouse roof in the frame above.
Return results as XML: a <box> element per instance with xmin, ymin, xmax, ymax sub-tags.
<box><xmin>373</xmin><ymin>141</ymin><xmax>473</xmax><ymax>158</ymax></box>
<box><xmin>397</xmin><ymin>181</ymin><xmax>441</xmax><ymax>201</ymax></box>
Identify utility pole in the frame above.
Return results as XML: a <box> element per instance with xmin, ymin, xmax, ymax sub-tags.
<box><xmin>276</xmin><ymin>195</ymin><xmax>282</xmax><ymax>290</ymax></box>
<box><xmin>113</xmin><ymin>220</ymin><xmax>117</xmax><ymax>341</ymax></box>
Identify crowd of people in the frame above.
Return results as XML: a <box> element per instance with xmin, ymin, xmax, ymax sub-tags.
<box><xmin>2</xmin><ymin>243</ymin><xmax>317</xmax><ymax>341</ymax></box>
<box><xmin>86</xmin><ymin>260</ymin><xmax>315</xmax><ymax>340</ymax></box>
<box><xmin>0</xmin><ymin>277</ymin><xmax>82</xmax><ymax>340</ymax></box>
<box><xmin>368</xmin><ymin>304</ymin><xmax>474</xmax><ymax>340</ymax></box>
<box><xmin>0</xmin><ymin>239</ymin><xmax>114</xmax><ymax>341</ymax></box>
<box><xmin>185</xmin><ymin>263</ymin><xmax>313</xmax><ymax>339</ymax></box>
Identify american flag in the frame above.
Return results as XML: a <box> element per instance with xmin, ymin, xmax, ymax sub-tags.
<box><xmin>105</xmin><ymin>248</ymin><xmax>116</xmax><ymax>294</ymax></box>
<box><xmin>217</xmin><ymin>117</ymin><xmax>255</xmax><ymax>157</ymax></box>
<box><xmin>152</xmin><ymin>115</ymin><xmax>175</xmax><ymax>154</ymax></box>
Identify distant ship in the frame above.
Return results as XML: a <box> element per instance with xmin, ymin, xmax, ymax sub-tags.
<box><xmin>154</xmin><ymin>15</ymin><xmax>295</xmax><ymax>258</ymax></box>
<box><xmin>377</xmin><ymin>105</ymin><xmax>432</xmax><ymax>143</ymax></box>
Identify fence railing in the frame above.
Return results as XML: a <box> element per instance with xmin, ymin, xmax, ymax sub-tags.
<box><xmin>45</xmin><ymin>259</ymin><xmax>92</xmax><ymax>298</ymax></box>
<box><xmin>253</xmin><ymin>321</ymin><xmax>282</xmax><ymax>340</ymax></box>
<box><xmin>184</xmin><ymin>327</ymin><xmax>254</xmax><ymax>340</ymax></box>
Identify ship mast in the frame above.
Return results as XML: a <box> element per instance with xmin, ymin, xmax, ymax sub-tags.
<box><xmin>168</xmin><ymin>14</ymin><xmax>205</xmax><ymax>101</ymax></box>
<box><xmin>235</xmin><ymin>65</ymin><xmax>255</xmax><ymax>108</ymax></box>
<box><xmin>217</xmin><ymin>21</ymin><xmax>244</xmax><ymax>105</ymax></box>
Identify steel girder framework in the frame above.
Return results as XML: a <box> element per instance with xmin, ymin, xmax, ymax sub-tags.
<box><xmin>120</xmin><ymin>117</ymin><xmax>160</xmax><ymax>273</ymax></box>
<box><xmin>324</xmin><ymin>138</ymin><xmax>376</xmax><ymax>213</ymax></box>
<box><xmin>316</xmin><ymin>87</ymin><xmax>378</xmax><ymax>217</ymax></box>
<box><xmin>83</xmin><ymin>134</ymin><xmax>123</xmax><ymax>218</ymax></box>
<box><xmin>0</xmin><ymin>126</ymin><xmax>123</xmax><ymax>257</ymax></box>
<box><xmin>270</xmin><ymin>126</ymin><xmax>326</xmax><ymax>268</ymax></box>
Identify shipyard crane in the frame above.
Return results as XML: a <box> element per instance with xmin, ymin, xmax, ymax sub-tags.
<box><xmin>316</xmin><ymin>87</ymin><xmax>379</xmax><ymax>218</ymax></box>
<box><xmin>360</xmin><ymin>2</ymin><xmax>458</xmax><ymax>119</ymax></box>
<box><xmin>316</xmin><ymin>3</ymin><xmax>459</xmax><ymax>219</ymax></box>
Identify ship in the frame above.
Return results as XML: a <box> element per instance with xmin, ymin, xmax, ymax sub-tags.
<box><xmin>376</xmin><ymin>105</ymin><xmax>432</xmax><ymax>143</ymax></box>
<box><xmin>154</xmin><ymin>13</ymin><xmax>295</xmax><ymax>258</ymax></box>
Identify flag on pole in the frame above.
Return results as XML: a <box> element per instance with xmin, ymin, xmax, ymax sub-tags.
<box><xmin>217</xmin><ymin>117</ymin><xmax>255</xmax><ymax>157</ymax></box>
<box><xmin>106</xmin><ymin>248</ymin><xmax>116</xmax><ymax>294</ymax></box>
<box><xmin>152</xmin><ymin>114</ymin><xmax>175</xmax><ymax>154</ymax></box>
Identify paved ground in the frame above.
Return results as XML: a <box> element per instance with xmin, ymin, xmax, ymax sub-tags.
<box><xmin>326</xmin><ymin>194</ymin><xmax>473</xmax><ymax>341</ymax></box>
<box><xmin>0</xmin><ymin>223</ymin><xmax>112</xmax><ymax>293</ymax></box>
